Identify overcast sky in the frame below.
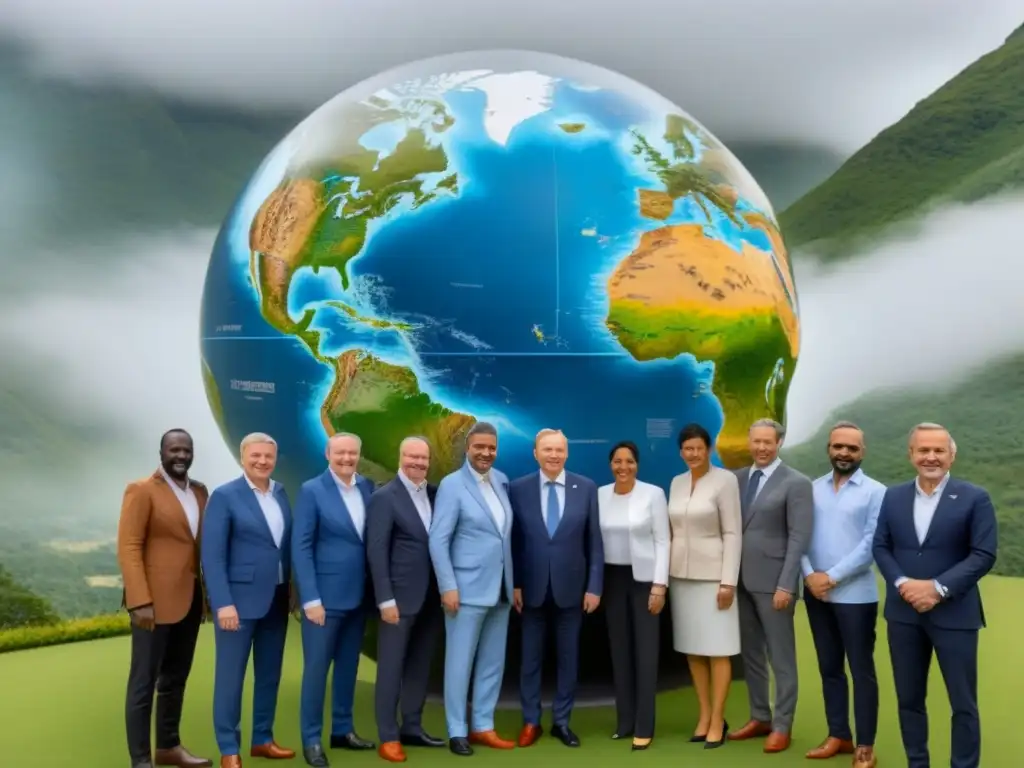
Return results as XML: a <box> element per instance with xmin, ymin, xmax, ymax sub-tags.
<box><xmin>1</xmin><ymin>0</ymin><xmax>1021</xmax><ymax>151</ymax></box>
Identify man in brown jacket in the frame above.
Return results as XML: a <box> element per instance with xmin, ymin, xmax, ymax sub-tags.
<box><xmin>117</xmin><ymin>429</ymin><xmax>212</xmax><ymax>768</ymax></box>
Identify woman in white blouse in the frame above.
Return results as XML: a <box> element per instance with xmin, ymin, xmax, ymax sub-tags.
<box><xmin>597</xmin><ymin>441</ymin><xmax>670</xmax><ymax>751</ymax></box>
<box><xmin>667</xmin><ymin>423</ymin><xmax>742</xmax><ymax>750</ymax></box>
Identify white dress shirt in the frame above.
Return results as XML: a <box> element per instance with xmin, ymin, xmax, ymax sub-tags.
<box><xmin>913</xmin><ymin>473</ymin><xmax>949</xmax><ymax>544</ymax></box>
<box><xmin>245</xmin><ymin>475</ymin><xmax>285</xmax><ymax>584</ymax></box>
<box><xmin>160</xmin><ymin>466</ymin><xmax>199</xmax><ymax>538</ymax></box>
<box><xmin>398</xmin><ymin>471</ymin><xmax>432</xmax><ymax>530</ymax></box>
<box><xmin>749</xmin><ymin>456</ymin><xmax>782</xmax><ymax>500</ymax></box>
<box><xmin>471</xmin><ymin>468</ymin><xmax>506</xmax><ymax>531</ymax></box>
<box><xmin>540</xmin><ymin>470</ymin><xmax>566</xmax><ymax>526</ymax></box>
<box><xmin>331</xmin><ymin>469</ymin><xmax>366</xmax><ymax>539</ymax></box>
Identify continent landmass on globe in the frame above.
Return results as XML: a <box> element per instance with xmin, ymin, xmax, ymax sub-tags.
<box><xmin>605</xmin><ymin>115</ymin><xmax>799</xmax><ymax>466</ymax></box>
<box><xmin>247</xmin><ymin>94</ymin><xmax>478</xmax><ymax>481</ymax></box>
<box><xmin>243</xmin><ymin>90</ymin><xmax>797</xmax><ymax>479</ymax></box>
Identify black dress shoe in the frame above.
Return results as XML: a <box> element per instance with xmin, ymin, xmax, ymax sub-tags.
<box><xmin>330</xmin><ymin>732</ymin><xmax>375</xmax><ymax>750</ymax></box>
<box><xmin>400</xmin><ymin>731</ymin><xmax>446</xmax><ymax>748</ymax></box>
<box><xmin>611</xmin><ymin>730</ymin><xmax>634</xmax><ymax>740</ymax></box>
<box><xmin>704</xmin><ymin>721</ymin><xmax>730</xmax><ymax>750</ymax></box>
<box><xmin>449</xmin><ymin>738</ymin><xmax>474</xmax><ymax>756</ymax></box>
<box><xmin>302</xmin><ymin>744</ymin><xmax>330</xmax><ymax>767</ymax></box>
<box><xmin>550</xmin><ymin>725</ymin><xmax>581</xmax><ymax>747</ymax></box>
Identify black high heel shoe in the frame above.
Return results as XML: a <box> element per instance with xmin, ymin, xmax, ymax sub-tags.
<box><xmin>704</xmin><ymin>721</ymin><xmax>730</xmax><ymax>750</ymax></box>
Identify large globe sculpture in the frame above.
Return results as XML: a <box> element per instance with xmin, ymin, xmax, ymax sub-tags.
<box><xmin>200</xmin><ymin>50</ymin><xmax>800</xmax><ymax>699</ymax></box>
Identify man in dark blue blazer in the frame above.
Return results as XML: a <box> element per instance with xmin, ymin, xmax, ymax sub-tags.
<box><xmin>201</xmin><ymin>433</ymin><xmax>295</xmax><ymax>768</ymax></box>
<box><xmin>872</xmin><ymin>423</ymin><xmax>997</xmax><ymax>768</ymax></box>
<box><xmin>365</xmin><ymin>436</ymin><xmax>446</xmax><ymax>764</ymax></box>
<box><xmin>292</xmin><ymin>433</ymin><xmax>377</xmax><ymax>767</ymax></box>
<box><xmin>510</xmin><ymin>428</ymin><xmax>604</xmax><ymax>749</ymax></box>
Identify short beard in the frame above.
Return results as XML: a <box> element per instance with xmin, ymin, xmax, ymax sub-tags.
<box><xmin>831</xmin><ymin>459</ymin><xmax>861</xmax><ymax>477</ymax></box>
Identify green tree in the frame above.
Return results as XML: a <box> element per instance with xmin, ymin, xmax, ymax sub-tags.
<box><xmin>0</xmin><ymin>564</ymin><xmax>60</xmax><ymax>630</ymax></box>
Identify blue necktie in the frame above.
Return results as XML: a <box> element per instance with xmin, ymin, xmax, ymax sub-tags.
<box><xmin>546</xmin><ymin>481</ymin><xmax>561</xmax><ymax>537</ymax></box>
<box><xmin>743</xmin><ymin>469</ymin><xmax>764</xmax><ymax>518</ymax></box>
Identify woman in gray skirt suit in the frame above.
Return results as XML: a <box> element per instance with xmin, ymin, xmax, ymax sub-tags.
<box><xmin>667</xmin><ymin>423</ymin><xmax>742</xmax><ymax>750</ymax></box>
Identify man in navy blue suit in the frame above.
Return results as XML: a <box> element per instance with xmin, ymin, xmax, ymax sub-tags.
<box><xmin>872</xmin><ymin>422</ymin><xmax>998</xmax><ymax>768</ymax></box>
<box><xmin>202</xmin><ymin>432</ymin><xmax>295</xmax><ymax>768</ymax></box>
<box><xmin>510</xmin><ymin>428</ymin><xmax>604</xmax><ymax>749</ymax></box>
<box><xmin>292</xmin><ymin>433</ymin><xmax>377</xmax><ymax>767</ymax></box>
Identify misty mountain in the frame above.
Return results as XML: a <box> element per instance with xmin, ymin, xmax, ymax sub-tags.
<box><xmin>781</xmin><ymin>21</ymin><xmax>1024</xmax><ymax>258</ymax></box>
<box><xmin>780</xmin><ymin>20</ymin><xmax>1024</xmax><ymax>576</ymax></box>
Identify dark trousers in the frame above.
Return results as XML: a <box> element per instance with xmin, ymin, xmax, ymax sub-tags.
<box><xmin>374</xmin><ymin>603</ymin><xmax>442</xmax><ymax>743</ymax></box>
<box><xmin>299</xmin><ymin>608</ymin><xmax>367</xmax><ymax>747</ymax></box>
<box><xmin>604</xmin><ymin>565</ymin><xmax>659</xmax><ymax>738</ymax></box>
<box><xmin>125</xmin><ymin>581</ymin><xmax>203</xmax><ymax>764</ymax></box>
<box><xmin>887</xmin><ymin>620</ymin><xmax>980</xmax><ymax>768</ymax></box>
<box><xmin>804</xmin><ymin>591</ymin><xmax>879</xmax><ymax>745</ymax></box>
<box><xmin>520</xmin><ymin>587</ymin><xmax>583</xmax><ymax>728</ymax></box>
<box><xmin>212</xmin><ymin>584</ymin><xmax>290</xmax><ymax>755</ymax></box>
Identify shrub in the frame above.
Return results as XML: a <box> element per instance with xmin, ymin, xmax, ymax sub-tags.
<box><xmin>0</xmin><ymin>612</ymin><xmax>131</xmax><ymax>653</ymax></box>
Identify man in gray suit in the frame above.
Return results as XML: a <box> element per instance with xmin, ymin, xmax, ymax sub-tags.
<box><xmin>728</xmin><ymin>419</ymin><xmax>814</xmax><ymax>754</ymax></box>
<box><xmin>366</xmin><ymin>436</ymin><xmax>446</xmax><ymax>763</ymax></box>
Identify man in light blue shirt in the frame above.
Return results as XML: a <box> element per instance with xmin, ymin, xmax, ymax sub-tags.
<box><xmin>801</xmin><ymin>421</ymin><xmax>885</xmax><ymax>768</ymax></box>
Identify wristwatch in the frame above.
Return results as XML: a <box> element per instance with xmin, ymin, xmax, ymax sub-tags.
<box><xmin>934</xmin><ymin>580</ymin><xmax>949</xmax><ymax>600</ymax></box>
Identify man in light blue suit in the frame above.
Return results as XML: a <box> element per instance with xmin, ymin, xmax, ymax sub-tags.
<box><xmin>429</xmin><ymin>422</ymin><xmax>517</xmax><ymax>757</ymax></box>
<box><xmin>292</xmin><ymin>433</ymin><xmax>377</xmax><ymax>767</ymax></box>
<box><xmin>201</xmin><ymin>432</ymin><xmax>295</xmax><ymax>768</ymax></box>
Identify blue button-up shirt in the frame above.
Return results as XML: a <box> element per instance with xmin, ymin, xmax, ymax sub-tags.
<box><xmin>801</xmin><ymin>469</ymin><xmax>886</xmax><ymax>604</ymax></box>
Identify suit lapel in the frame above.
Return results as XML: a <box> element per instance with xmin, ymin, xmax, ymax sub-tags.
<box><xmin>743</xmin><ymin>465</ymin><xmax>784</xmax><ymax>531</ymax></box>
<box><xmin>494</xmin><ymin>477</ymin><xmax>513</xmax><ymax>539</ymax></box>
<box><xmin>240</xmin><ymin>478</ymin><xmax>277</xmax><ymax>544</ymax></box>
<box><xmin>395</xmin><ymin>480</ymin><xmax>429</xmax><ymax>540</ymax></box>
<box><xmin>557</xmin><ymin>474</ymin><xmax>582</xmax><ymax>538</ymax></box>
<box><xmin>460</xmin><ymin>466</ymin><xmax>501</xmax><ymax>535</ymax></box>
<box><xmin>920</xmin><ymin>479</ymin><xmax>956</xmax><ymax>547</ymax></box>
<box><xmin>151</xmin><ymin>471</ymin><xmax>196</xmax><ymax>539</ymax></box>
<box><xmin>320</xmin><ymin>471</ymin><xmax>360</xmax><ymax>541</ymax></box>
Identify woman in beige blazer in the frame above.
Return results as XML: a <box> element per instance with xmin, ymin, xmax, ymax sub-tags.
<box><xmin>598</xmin><ymin>441</ymin><xmax>670</xmax><ymax>751</ymax></box>
<box><xmin>667</xmin><ymin>423</ymin><xmax>742</xmax><ymax>750</ymax></box>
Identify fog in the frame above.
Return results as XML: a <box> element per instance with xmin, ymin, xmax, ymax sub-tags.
<box><xmin>786</xmin><ymin>194</ymin><xmax>1024</xmax><ymax>444</ymax></box>
<box><xmin>0</xmin><ymin>194</ymin><xmax>1020</xmax><ymax>535</ymax></box>
<box><xmin>2</xmin><ymin>0</ymin><xmax>1021</xmax><ymax>151</ymax></box>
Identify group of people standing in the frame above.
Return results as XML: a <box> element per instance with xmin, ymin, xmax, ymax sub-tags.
<box><xmin>117</xmin><ymin>417</ymin><xmax>997</xmax><ymax>768</ymax></box>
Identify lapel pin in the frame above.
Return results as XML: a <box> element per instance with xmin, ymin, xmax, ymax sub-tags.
<box><xmin>572</xmin><ymin>484</ymin><xmax>578</xmax><ymax>489</ymax></box>
<box><xmin>949</xmin><ymin>494</ymin><xmax>958</xmax><ymax>499</ymax></box>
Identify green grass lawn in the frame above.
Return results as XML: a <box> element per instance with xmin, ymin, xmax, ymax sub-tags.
<box><xmin>3</xmin><ymin>577</ymin><xmax>1021</xmax><ymax>767</ymax></box>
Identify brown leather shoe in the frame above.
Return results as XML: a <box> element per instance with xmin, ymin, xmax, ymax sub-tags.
<box><xmin>155</xmin><ymin>745</ymin><xmax>214</xmax><ymax>767</ymax></box>
<box><xmin>517</xmin><ymin>724</ymin><xmax>542</xmax><ymax>747</ymax></box>
<box><xmin>219</xmin><ymin>757</ymin><xmax>242</xmax><ymax>768</ymax></box>
<box><xmin>469</xmin><ymin>730</ymin><xmax>516</xmax><ymax>749</ymax></box>
<box><xmin>377</xmin><ymin>742</ymin><xmax>407</xmax><ymax>763</ymax></box>
<box><xmin>806</xmin><ymin>737</ymin><xmax>855</xmax><ymax>759</ymax></box>
<box><xmin>249</xmin><ymin>742</ymin><xmax>295</xmax><ymax>760</ymax></box>
<box><xmin>763</xmin><ymin>731</ymin><xmax>791</xmax><ymax>753</ymax></box>
<box><xmin>728</xmin><ymin>719</ymin><xmax>772</xmax><ymax>741</ymax></box>
<box><xmin>853</xmin><ymin>746</ymin><xmax>877</xmax><ymax>768</ymax></box>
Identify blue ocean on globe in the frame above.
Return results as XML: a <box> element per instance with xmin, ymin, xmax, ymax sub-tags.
<box><xmin>200</xmin><ymin>51</ymin><xmax>800</xmax><ymax>493</ymax></box>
